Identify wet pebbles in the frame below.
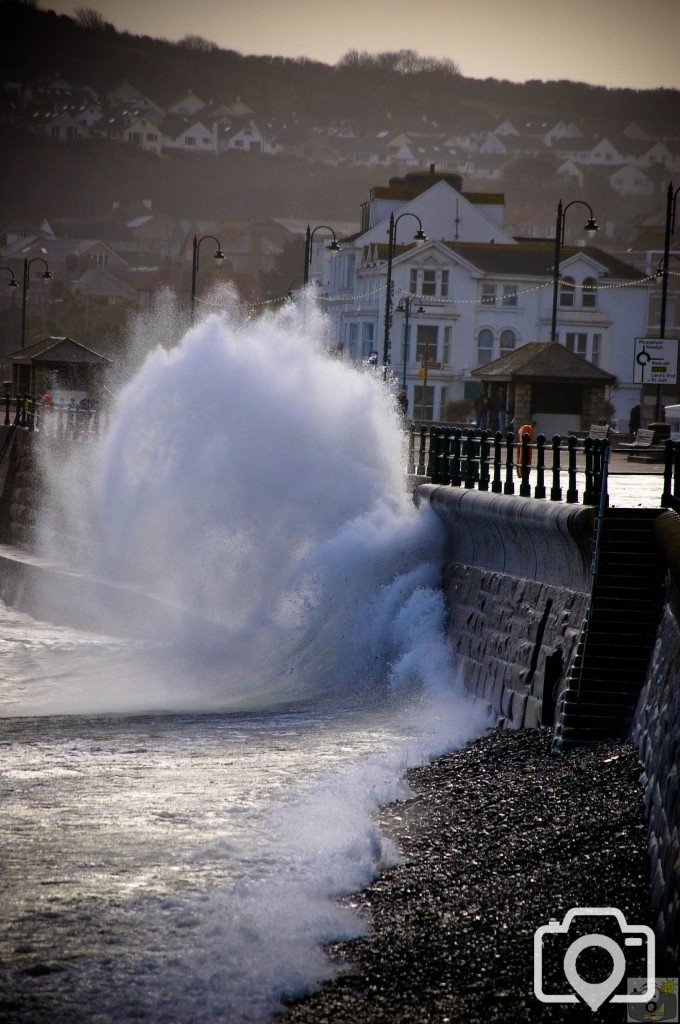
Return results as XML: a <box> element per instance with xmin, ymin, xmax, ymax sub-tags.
<box><xmin>284</xmin><ymin>727</ymin><xmax>653</xmax><ymax>1024</ymax></box>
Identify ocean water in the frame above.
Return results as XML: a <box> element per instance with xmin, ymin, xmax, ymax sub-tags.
<box><xmin>0</xmin><ymin>295</ymin><xmax>489</xmax><ymax>1022</ymax></box>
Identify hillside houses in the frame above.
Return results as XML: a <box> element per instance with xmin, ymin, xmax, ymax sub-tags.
<box><xmin>0</xmin><ymin>204</ymin><xmax>302</xmax><ymax>354</ymax></box>
<box><xmin>2</xmin><ymin>73</ymin><xmax>678</xmax><ymax>196</ymax></box>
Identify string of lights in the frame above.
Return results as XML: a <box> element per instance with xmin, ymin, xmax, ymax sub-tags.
<box><xmin>194</xmin><ymin>269</ymin><xmax>668</xmax><ymax>315</ymax></box>
<box><xmin>309</xmin><ymin>273</ymin><xmax>658</xmax><ymax>311</ymax></box>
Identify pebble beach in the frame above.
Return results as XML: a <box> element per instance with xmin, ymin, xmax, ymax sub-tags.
<box><xmin>284</xmin><ymin>727</ymin><xmax>654</xmax><ymax>1024</ymax></box>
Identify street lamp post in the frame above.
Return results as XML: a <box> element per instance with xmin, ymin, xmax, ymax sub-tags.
<box><xmin>190</xmin><ymin>234</ymin><xmax>226</xmax><ymax>324</ymax></box>
<box><xmin>21</xmin><ymin>257</ymin><xmax>52</xmax><ymax>350</ymax></box>
<box><xmin>659</xmin><ymin>182</ymin><xmax>679</xmax><ymax>343</ymax></box>
<box><xmin>303</xmin><ymin>225</ymin><xmax>340</xmax><ymax>286</ymax></box>
<box><xmin>396</xmin><ymin>295</ymin><xmax>424</xmax><ymax>391</ymax></box>
<box><xmin>650</xmin><ymin>183</ymin><xmax>680</xmax><ymax>421</ymax></box>
<box><xmin>550</xmin><ymin>199</ymin><xmax>598</xmax><ymax>343</ymax></box>
<box><xmin>382</xmin><ymin>212</ymin><xmax>427</xmax><ymax>375</ymax></box>
<box><xmin>655</xmin><ymin>245</ymin><xmax>680</xmax><ymax>422</ymax></box>
<box><xmin>0</xmin><ymin>267</ymin><xmax>18</xmax><ymax>289</ymax></box>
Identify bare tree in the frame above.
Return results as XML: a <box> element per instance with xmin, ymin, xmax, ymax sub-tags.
<box><xmin>74</xmin><ymin>7</ymin><xmax>114</xmax><ymax>30</ymax></box>
<box><xmin>179</xmin><ymin>34</ymin><xmax>218</xmax><ymax>52</ymax></box>
<box><xmin>337</xmin><ymin>48</ymin><xmax>460</xmax><ymax>77</ymax></box>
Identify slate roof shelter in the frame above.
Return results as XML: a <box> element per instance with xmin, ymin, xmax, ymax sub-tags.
<box><xmin>472</xmin><ymin>342</ymin><xmax>616</xmax><ymax>436</ymax></box>
<box><xmin>4</xmin><ymin>336</ymin><xmax>112</xmax><ymax>398</ymax></box>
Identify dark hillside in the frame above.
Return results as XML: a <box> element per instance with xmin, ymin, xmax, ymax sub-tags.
<box><xmin>0</xmin><ymin>128</ymin><xmax>376</xmax><ymax>222</ymax></box>
<box><xmin>2</xmin><ymin>1</ymin><xmax>678</xmax><ymax>132</ymax></box>
<box><xmin>1</xmin><ymin>2</ymin><xmax>678</xmax><ymax>241</ymax></box>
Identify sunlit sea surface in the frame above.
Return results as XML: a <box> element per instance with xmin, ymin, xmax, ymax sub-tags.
<box><xmin>0</xmin><ymin>603</ymin><xmax>486</xmax><ymax>1024</ymax></box>
<box><xmin>1</xmin><ymin>299</ymin><xmax>490</xmax><ymax>1021</ymax></box>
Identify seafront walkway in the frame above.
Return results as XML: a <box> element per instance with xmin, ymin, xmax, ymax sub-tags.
<box><xmin>586</xmin><ymin>449</ymin><xmax>663</xmax><ymax>507</ymax></box>
<box><xmin>406</xmin><ymin>428</ymin><xmax>669</xmax><ymax>511</ymax></box>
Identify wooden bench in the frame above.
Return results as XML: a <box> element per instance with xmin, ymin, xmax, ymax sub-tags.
<box><xmin>587</xmin><ymin>424</ymin><xmax>611</xmax><ymax>441</ymax></box>
<box><xmin>619</xmin><ymin>427</ymin><xmax>655</xmax><ymax>450</ymax></box>
<box><xmin>620</xmin><ymin>427</ymin><xmax>666</xmax><ymax>463</ymax></box>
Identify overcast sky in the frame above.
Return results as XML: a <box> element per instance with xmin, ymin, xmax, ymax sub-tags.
<box><xmin>43</xmin><ymin>0</ymin><xmax>680</xmax><ymax>91</ymax></box>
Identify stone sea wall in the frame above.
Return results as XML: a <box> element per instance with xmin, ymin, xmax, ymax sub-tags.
<box><xmin>634</xmin><ymin>509</ymin><xmax>680</xmax><ymax>972</ymax></box>
<box><xmin>419</xmin><ymin>484</ymin><xmax>680</xmax><ymax>968</ymax></box>
<box><xmin>416</xmin><ymin>485</ymin><xmax>594</xmax><ymax>729</ymax></box>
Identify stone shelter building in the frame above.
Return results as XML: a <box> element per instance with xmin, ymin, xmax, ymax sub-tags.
<box><xmin>471</xmin><ymin>341</ymin><xmax>616</xmax><ymax>437</ymax></box>
<box><xmin>4</xmin><ymin>335</ymin><xmax>111</xmax><ymax>400</ymax></box>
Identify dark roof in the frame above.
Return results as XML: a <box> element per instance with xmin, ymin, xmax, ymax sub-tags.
<box><xmin>444</xmin><ymin>241</ymin><xmax>648</xmax><ymax>281</ymax></box>
<box><xmin>73</xmin><ymin>268</ymin><xmax>137</xmax><ymax>299</ymax></box>
<box><xmin>472</xmin><ymin>342</ymin><xmax>615</xmax><ymax>383</ymax></box>
<box><xmin>373</xmin><ymin>243</ymin><xmax>418</xmax><ymax>259</ymax></box>
<box><xmin>6</xmin><ymin>336</ymin><xmax>112</xmax><ymax>365</ymax></box>
<box><xmin>339</xmin><ymin>230</ymin><xmax>363</xmax><ymax>243</ymax></box>
<box><xmin>461</xmin><ymin>192</ymin><xmax>505</xmax><ymax>205</ymax></box>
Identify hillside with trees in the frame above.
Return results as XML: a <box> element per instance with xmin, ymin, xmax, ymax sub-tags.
<box><xmin>2</xmin><ymin>1</ymin><xmax>678</xmax><ymax>133</ymax></box>
<box><xmin>1</xmin><ymin>1</ymin><xmax>678</xmax><ymax>248</ymax></box>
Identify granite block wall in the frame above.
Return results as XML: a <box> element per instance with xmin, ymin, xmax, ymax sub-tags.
<box><xmin>445</xmin><ymin>562</ymin><xmax>590</xmax><ymax>728</ymax></box>
<box><xmin>416</xmin><ymin>485</ymin><xmax>595</xmax><ymax>729</ymax></box>
<box><xmin>634</xmin><ymin>509</ymin><xmax>680</xmax><ymax>972</ymax></box>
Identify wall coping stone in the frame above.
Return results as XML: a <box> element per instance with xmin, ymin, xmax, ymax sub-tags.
<box><xmin>416</xmin><ymin>485</ymin><xmax>594</xmax><ymax>593</ymax></box>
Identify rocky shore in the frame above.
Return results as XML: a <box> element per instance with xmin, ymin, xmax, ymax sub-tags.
<box><xmin>284</xmin><ymin>728</ymin><xmax>655</xmax><ymax>1024</ymax></box>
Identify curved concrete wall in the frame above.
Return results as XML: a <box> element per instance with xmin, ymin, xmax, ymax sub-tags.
<box><xmin>417</xmin><ymin>485</ymin><xmax>594</xmax><ymax>592</ymax></box>
<box><xmin>416</xmin><ymin>485</ymin><xmax>594</xmax><ymax>729</ymax></box>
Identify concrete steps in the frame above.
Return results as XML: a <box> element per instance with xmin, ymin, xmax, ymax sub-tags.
<box><xmin>554</xmin><ymin>507</ymin><xmax>665</xmax><ymax>749</ymax></box>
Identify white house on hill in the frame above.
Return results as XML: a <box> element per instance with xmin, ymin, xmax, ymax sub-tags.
<box><xmin>316</xmin><ymin>168</ymin><xmax>652</xmax><ymax>428</ymax></box>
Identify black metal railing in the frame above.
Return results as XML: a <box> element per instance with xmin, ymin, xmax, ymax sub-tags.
<box><xmin>407</xmin><ymin>424</ymin><xmax>610</xmax><ymax>507</ymax></box>
<box><xmin>662</xmin><ymin>439</ymin><xmax>680</xmax><ymax>513</ymax></box>
<box><xmin>3</xmin><ymin>393</ymin><xmax>107</xmax><ymax>438</ymax></box>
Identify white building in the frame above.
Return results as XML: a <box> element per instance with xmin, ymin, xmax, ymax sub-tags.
<box><xmin>162</xmin><ymin>119</ymin><xmax>217</xmax><ymax>153</ymax></box>
<box><xmin>123</xmin><ymin>116</ymin><xmax>163</xmax><ymax>155</ymax></box>
<box><xmin>168</xmin><ymin>91</ymin><xmax>206</xmax><ymax>118</ymax></box>
<box><xmin>610</xmin><ymin>164</ymin><xmax>654</xmax><ymax>198</ymax></box>
<box><xmin>317</xmin><ymin>169</ymin><xmax>652</xmax><ymax>427</ymax></box>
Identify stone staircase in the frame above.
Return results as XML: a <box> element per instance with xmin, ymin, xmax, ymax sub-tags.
<box><xmin>554</xmin><ymin>507</ymin><xmax>665</xmax><ymax>749</ymax></box>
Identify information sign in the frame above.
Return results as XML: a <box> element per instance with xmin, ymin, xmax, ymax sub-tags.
<box><xmin>633</xmin><ymin>337</ymin><xmax>678</xmax><ymax>385</ymax></box>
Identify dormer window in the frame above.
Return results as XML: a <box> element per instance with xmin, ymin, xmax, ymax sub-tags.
<box><xmin>422</xmin><ymin>270</ymin><xmax>436</xmax><ymax>296</ymax></box>
<box><xmin>582</xmin><ymin>277</ymin><xmax>597</xmax><ymax>308</ymax></box>
<box><xmin>559</xmin><ymin>276</ymin><xmax>575</xmax><ymax>307</ymax></box>
<box><xmin>409</xmin><ymin>268</ymin><xmax>450</xmax><ymax>298</ymax></box>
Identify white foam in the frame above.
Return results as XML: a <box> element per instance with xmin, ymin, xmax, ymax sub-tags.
<box><xmin>16</xmin><ymin>293</ymin><xmax>492</xmax><ymax>1020</ymax></box>
<box><xmin>33</xmin><ymin>295</ymin><xmax>464</xmax><ymax>715</ymax></box>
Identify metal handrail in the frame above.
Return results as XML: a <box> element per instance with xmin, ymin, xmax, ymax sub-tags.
<box><xmin>408</xmin><ymin>424</ymin><xmax>610</xmax><ymax>507</ymax></box>
<box><xmin>573</xmin><ymin>441</ymin><xmax>611</xmax><ymax>713</ymax></box>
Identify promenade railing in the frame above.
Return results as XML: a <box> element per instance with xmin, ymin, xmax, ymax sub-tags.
<box><xmin>662</xmin><ymin>439</ymin><xmax>680</xmax><ymax>513</ymax></box>
<box><xmin>407</xmin><ymin>424</ymin><xmax>610</xmax><ymax>507</ymax></box>
<box><xmin>3</xmin><ymin>393</ymin><xmax>108</xmax><ymax>439</ymax></box>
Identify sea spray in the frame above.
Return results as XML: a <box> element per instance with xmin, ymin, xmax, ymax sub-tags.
<box><xmin>34</xmin><ymin>295</ymin><xmax>462</xmax><ymax>713</ymax></box>
<box><xmin>2</xmin><ymin>294</ymin><xmax>495</xmax><ymax>1021</ymax></box>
